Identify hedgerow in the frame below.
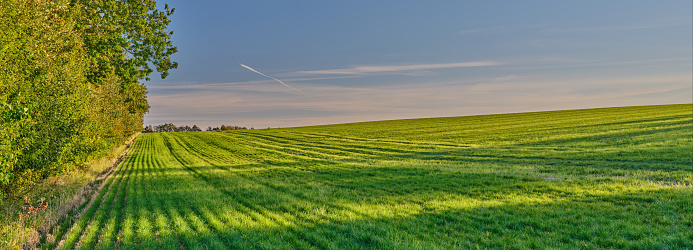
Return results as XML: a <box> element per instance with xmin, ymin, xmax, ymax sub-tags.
<box><xmin>0</xmin><ymin>0</ymin><xmax>176</xmax><ymax>203</ymax></box>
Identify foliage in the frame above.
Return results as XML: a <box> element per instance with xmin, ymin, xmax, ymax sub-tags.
<box><xmin>144</xmin><ymin>123</ymin><xmax>203</xmax><ymax>132</ymax></box>
<box><xmin>0</xmin><ymin>133</ymin><xmax>137</xmax><ymax>249</ymax></box>
<box><xmin>74</xmin><ymin>0</ymin><xmax>178</xmax><ymax>83</ymax></box>
<box><xmin>0</xmin><ymin>0</ymin><xmax>176</xmax><ymax>203</ymax></box>
<box><xmin>143</xmin><ymin>123</ymin><xmax>248</xmax><ymax>132</ymax></box>
<box><xmin>36</xmin><ymin>104</ymin><xmax>693</xmax><ymax>248</ymax></box>
<box><xmin>72</xmin><ymin>0</ymin><xmax>178</xmax><ymax>116</ymax></box>
<box><xmin>220</xmin><ymin>124</ymin><xmax>247</xmax><ymax>131</ymax></box>
<box><xmin>208</xmin><ymin>124</ymin><xmax>248</xmax><ymax>131</ymax></box>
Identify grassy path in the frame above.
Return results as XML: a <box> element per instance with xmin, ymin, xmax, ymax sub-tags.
<box><xmin>39</xmin><ymin>104</ymin><xmax>692</xmax><ymax>249</ymax></box>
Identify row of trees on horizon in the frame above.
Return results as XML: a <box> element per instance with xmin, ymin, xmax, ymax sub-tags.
<box><xmin>143</xmin><ymin>123</ymin><xmax>251</xmax><ymax>133</ymax></box>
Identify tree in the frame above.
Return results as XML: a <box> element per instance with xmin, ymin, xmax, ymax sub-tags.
<box><xmin>143</xmin><ymin>125</ymin><xmax>154</xmax><ymax>133</ymax></box>
<box><xmin>1</xmin><ymin>0</ymin><xmax>93</xmax><ymax>200</ymax></box>
<box><xmin>219</xmin><ymin>124</ymin><xmax>248</xmax><ymax>131</ymax></box>
<box><xmin>73</xmin><ymin>0</ymin><xmax>179</xmax><ymax>119</ymax></box>
<box><xmin>75</xmin><ymin>0</ymin><xmax>178</xmax><ymax>82</ymax></box>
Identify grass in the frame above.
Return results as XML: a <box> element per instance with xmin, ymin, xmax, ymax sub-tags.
<box><xmin>18</xmin><ymin>104</ymin><xmax>693</xmax><ymax>248</ymax></box>
<box><xmin>0</xmin><ymin>133</ymin><xmax>139</xmax><ymax>249</ymax></box>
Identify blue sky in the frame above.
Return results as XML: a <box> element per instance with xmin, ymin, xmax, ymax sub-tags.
<box><xmin>145</xmin><ymin>1</ymin><xmax>692</xmax><ymax>128</ymax></box>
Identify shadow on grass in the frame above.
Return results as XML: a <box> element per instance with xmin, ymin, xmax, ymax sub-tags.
<box><xmin>221</xmin><ymin>121</ymin><xmax>692</xmax><ymax>174</ymax></box>
<box><xmin>47</xmin><ymin>116</ymin><xmax>693</xmax><ymax>249</ymax></box>
<box><xmin>119</xmin><ymin>165</ymin><xmax>693</xmax><ymax>249</ymax></box>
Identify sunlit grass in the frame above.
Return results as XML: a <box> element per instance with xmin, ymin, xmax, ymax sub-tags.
<box><xmin>36</xmin><ymin>104</ymin><xmax>693</xmax><ymax>248</ymax></box>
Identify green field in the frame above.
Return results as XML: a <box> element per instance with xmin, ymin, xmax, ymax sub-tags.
<box><xmin>39</xmin><ymin>104</ymin><xmax>692</xmax><ymax>249</ymax></box>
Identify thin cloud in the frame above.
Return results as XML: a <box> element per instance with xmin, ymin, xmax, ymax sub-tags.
<box><xmin>456</xmin><ymin>24</ymin><xmax>552</xmax><ymax>35</ymax></box>
<box><xmin>457</xmin><ymin>29</ymin><xmax>482</xmax><ymax>34</ymax></box>
<box><xmin>499</xmin><ymin>56</ymin><xmax>692</xmax><ymax>71</ymax></box>
<box><xmin>545</xmin><ymin>17</ymin><xmax>691</xmax><ymax>33</ymax></box>
<box><xmin>147</xmin><ymin>75</ymin><xmax>361</xmax><ymax>91</ymax></box>
<box><xmin>145</xmin><ymin>73</ymin><xmax>692</xmax><ymax>128</ymax></box>
<box><xmin>240</xmin><ymin>64</ymin><xmax>305</xmax><ymax>94</ymax></box>
<box><xmin>293</xmin><ymin>61</ymin><xmax>500</xmax><ymax>76</ymax></box>
<box><xmin>546</xmin><ymin>24</ymin><xmax>669</xmax><ymax>33</ymax></box>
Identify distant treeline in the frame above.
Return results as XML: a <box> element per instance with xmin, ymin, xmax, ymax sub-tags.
<box><xmin>144</xmin><ymin>123</ymin><xmax>251</xmax><ymax>133</ymax></box>
<box><xmin>0</xmin><ymin>0</ymin><xmax>177</xmax><ymax>202</ymax></box>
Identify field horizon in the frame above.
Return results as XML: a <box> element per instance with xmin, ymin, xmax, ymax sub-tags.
<box><xmin>25</xmin><ymin>104</ymin><xmax>693</xmax><ymax>248</ymax></box>
<box><xmin>276</xmin><ymin>103</ymin><xmax>693</xmax><ymax>129</ymax></box>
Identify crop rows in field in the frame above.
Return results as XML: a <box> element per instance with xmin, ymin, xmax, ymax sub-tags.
<box><xmin>41</xmin><ymin>104</ymin><xmax>693</xmax><ymax>249</ymax></box>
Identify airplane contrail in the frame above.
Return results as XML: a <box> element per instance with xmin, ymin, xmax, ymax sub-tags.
<box><xmin>240</xmin><ymin>64</ymin><xmax>304</xmax><ymax>94</ymax></box>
